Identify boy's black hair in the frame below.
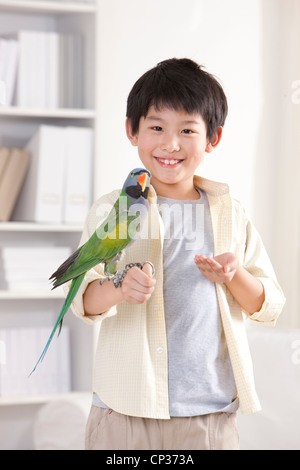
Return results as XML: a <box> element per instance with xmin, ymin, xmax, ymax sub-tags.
<box><xmin>126</xmin><ymin>58</ymin><xmax>228</xmax><ymax>141</ymax></box>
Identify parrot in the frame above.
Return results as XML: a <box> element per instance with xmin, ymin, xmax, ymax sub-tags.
<box><xmin>30</xmin><ymin>168</ymin><xmax>151</xmax><ymax>375</ymax></box>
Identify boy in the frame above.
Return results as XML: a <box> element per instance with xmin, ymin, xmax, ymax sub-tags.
<box><xmin>67</xmin><ymin>58</ymin><xmax>285</xmax><ymax>450</ymax></box>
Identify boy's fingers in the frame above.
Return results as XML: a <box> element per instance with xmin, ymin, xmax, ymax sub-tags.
<box><xmin>128</xmin><ymin>265</ymin><xmax>155</xmax><ymax>288</ymax></box>
<box><xmin>206</xmin><ymin>258</ymin><xmax>223</xmax><ymax>271</ymax></box>
<box><xmin>142</xmin><ymin>262</ymin><xmax>155</xmax><ymax>278</ymax></box>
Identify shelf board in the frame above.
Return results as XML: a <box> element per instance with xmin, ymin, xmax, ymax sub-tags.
<box><xmin>0</xmin><ymin>222</ymin><xmax>83</xmax><ymax>232</ymax></box>
<box><xmin>0</xmin><ymin>0</ymin><xmax>96</xmax><ymax>14</ymax></box>
<box><xmin>0</xmin><ymin>106</ymin><xmax>96</xmax><ymax>120</ymax></box>
<box><xmin>0</xmin><ymin>288</ymin><xmax>65</xmax><ymax>300</ymax></box>
<box><xmin>0</xmin><ymin>391</ymin><xmax>92</xmax><ymax>407</ymax></box>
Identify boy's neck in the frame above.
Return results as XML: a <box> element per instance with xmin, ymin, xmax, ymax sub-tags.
<box><xmin>153</xmin><ymin>180</ymin><xmax>200</xmax><ymax>201</ymax></box>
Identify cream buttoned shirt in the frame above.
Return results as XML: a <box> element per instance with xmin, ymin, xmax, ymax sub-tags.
<box><xmin>65</xmin><ymin>175</ymin><xmax>285</xmax><ymax>418</ymax></box>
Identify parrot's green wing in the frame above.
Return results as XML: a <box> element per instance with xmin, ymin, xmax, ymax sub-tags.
<box><xmin>51</xmin><ymin>207</ymin><xmax>140</xmax><ymax>288</ymax></box>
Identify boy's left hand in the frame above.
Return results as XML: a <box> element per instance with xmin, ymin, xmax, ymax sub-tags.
<box><xmin>194</xmin><ymin>252</ymin><xmax>239</xmax><ymax>284</ymax></box>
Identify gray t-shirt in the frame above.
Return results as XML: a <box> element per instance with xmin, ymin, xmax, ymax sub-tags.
<box><xmin>157</xmin><ymin>189</ymin><xmax>237</xmax><ymax>416</ymax></box>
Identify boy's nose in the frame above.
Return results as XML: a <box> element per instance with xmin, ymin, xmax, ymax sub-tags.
<box><xmin>160</xmin><ymin>138</ymin><xmax>180</xmax><ymax>153</ymax></box>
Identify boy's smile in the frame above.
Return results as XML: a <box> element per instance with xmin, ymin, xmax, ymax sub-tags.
<box><xmin>126</xmin><ymin>106</ymin><xmax>222</xmax><ymax>200</ymax></box>
<box><xmin>154</xmin><ymin>157</ymin><xmax>183</xmax><ymax>168</ymax></box>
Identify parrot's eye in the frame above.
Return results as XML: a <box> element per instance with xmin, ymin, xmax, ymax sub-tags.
<box><xmin>130</xmin><ymin>172</ymin><xmax>134</xmax><ymax>177</ymax></box>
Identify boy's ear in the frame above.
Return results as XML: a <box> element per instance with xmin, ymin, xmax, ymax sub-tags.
<box><xmin>126</xmin><ymin>118</ymin><xmax>138</xmax><ymax>146</ymax></box>
<box><xmin>205</xmin><ymin>126</ymin><xmax>223</xmax><ymax>153</ymax></box>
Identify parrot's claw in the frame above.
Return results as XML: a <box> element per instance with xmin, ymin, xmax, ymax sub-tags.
<box><xmin>99</xmin><ymin>262</ymin><xmax>155</xmax><ymax>288</ymax></box>
<box><xmin>112</xmin><ymin>270</ymin><xmax>127</xmax><ymax>288</ymax></box>
<box><xmin>99</xmin><ymin>274</ymin><xmax>115</xmax><ymax>285</ymax></box>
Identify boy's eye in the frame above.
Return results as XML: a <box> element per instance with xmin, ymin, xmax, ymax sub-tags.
<box><xmin>181</xmin><ymin>129</ymin><xmax>193</xmax><ymax>134</ymax></box>
<box><xmin>152</xmin><ymin>126</ymin><xmax>163</xmax><ymax>131</ymax></box>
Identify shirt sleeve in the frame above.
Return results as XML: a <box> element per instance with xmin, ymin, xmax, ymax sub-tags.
<box><xmin>62</xmin><ymin>193</ymin><xmax>119</xmax><ymax>325</ymax></box>
<box><xmin>242</xmin><ymin>210</ymin><xmax>286</xmax><ymax>326</ymax></box>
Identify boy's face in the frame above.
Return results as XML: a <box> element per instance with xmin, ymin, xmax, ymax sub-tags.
<box><xmin>126</xmin><ymin>105</ymin><xmax>221</xmax><ymax>199</ymax></box>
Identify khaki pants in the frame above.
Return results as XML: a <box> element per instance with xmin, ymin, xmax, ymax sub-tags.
<box><xmin>85</xmin><ymin>406</ymin><xmax>240</xmax><ymax>450</ymax></box>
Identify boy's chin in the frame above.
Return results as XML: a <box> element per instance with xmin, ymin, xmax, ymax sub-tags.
<box><xmin>151</xmin><ymin>173</ymin><xmax>182</xmax><ymax>187</ymax></box>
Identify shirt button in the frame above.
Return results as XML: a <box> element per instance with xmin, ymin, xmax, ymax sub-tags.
<box><xmin>157</xmin><ymin>347</ymin><xmax>163</xmax><ymax>354</ymax></box>
<box><xmin>154</xmin><ymin>305</ymin><xmax>159</xmax><ymax>311</ymax></box>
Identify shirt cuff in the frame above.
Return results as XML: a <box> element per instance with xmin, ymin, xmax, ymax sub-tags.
<box><xmin>248</xmin><ymin>277</ymin><xmax>286</xmax><ymax>326</ymax></box>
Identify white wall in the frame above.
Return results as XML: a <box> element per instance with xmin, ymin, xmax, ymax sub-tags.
<box><xmin>95</xmin><ymin>0</ymin><xmax>263</xmax><ymax>218</ymax></box>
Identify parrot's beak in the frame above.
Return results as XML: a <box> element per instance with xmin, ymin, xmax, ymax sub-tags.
<box><xmin>137</xmin><ymin>173</ymin><xmax>148</xmax><ymax>192</ymax></box>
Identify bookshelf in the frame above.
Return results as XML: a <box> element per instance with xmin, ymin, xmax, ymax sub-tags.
<box><xmin>0</xmin><ymin>0</ymin><xmax>99</xmax><ymax>447</ymax></box>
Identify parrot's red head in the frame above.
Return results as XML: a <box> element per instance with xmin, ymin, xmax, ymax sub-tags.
<box><xmin>137</xmin><ymin>172</ymin><xmax>148</xmax><ymax>192</ymax></box>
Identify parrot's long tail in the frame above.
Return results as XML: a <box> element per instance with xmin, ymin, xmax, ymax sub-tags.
<box><xmin>29</xmin><ymin>273</ymin><xmax>85</xmax><ymax>376</ymax></box>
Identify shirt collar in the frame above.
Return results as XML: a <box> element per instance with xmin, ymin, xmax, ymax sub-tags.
<box><xmin>193</xmin><ymin>175</ymin><xmax>230</xmax><ymax>197</ymax></box>
<box><xmin>148</xmin><ymin>175</ymin><xmax>229</xmax><ymax>202</ymax></box>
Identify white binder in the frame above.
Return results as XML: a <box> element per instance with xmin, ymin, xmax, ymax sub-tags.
<box><xmin>13</xmin><ymin>125</ymin><xmax>66</xmax><ymax>223</ymax></box>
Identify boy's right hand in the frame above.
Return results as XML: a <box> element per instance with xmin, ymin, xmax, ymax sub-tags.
<box><xmin>120</xmin><ymin>263</ymin><xmax>156</xmax><ymax>304</ymax></box>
